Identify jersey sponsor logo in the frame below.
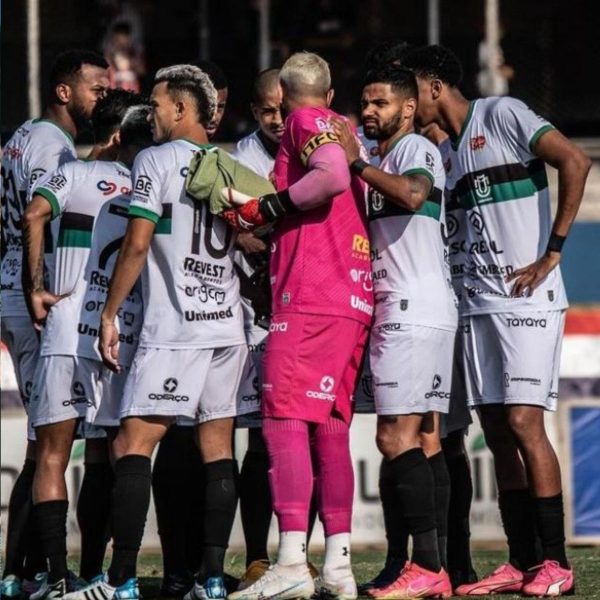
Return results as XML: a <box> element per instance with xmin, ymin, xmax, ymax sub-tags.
<box><xmin>469</xmin><ymin>210</ymin><xmax>485</xmax><ymax>235</ymax></box>
<box><xmin>163</xmin><ymin>378</ymin><xmax>178</xmax><ymax>392</ymax></box>
<box><xmin>372</xmin><ymin>268</ymin><xmax>387</xmax><ymax>281</ymax></box>
<box><xmin>375</xmin><ymin>381</ymin><xmax>398</xmax><ymax>388</ymax></box>
<box><xmin>183</xmin><ymin>257</ymin><xmax>226</xmax><ymax>281</ymax></box>
<box><xmin>62</xmin><ymin>381</ymin><xmax>94</xmax><ymax>407</ymax></box>
<box><xmin>506</xmin><ymin>317</ymin><xmax>547</xmax><ymax>328</ymax></box>
<box><xmin>248</xmin><ymin>341</ymin><xmax>266</xmax><ymax>353</ymax></box>
<box><xmin>184</xmin><ymin>284</ymin><xmax>226</xmax><ymax>305</ymax></box>
<box><xmin>306</xmin><ymin>375</ymin><xmax>336</xmax><ymax>401</ymax></box>
<box><xmin>300</xmin><ymin>132</ymin><xmax>339</xmax><ymax>165</ymax></box>
<box><xmin>469</xmin><ymin>135</ymin><xmax>486</xmax><ymax>151</ymax></box>
<box><xmin>184</xmin><ymin>306</ymin><xmax>234</xmax><ymax>321</ymax></box>
<box><xmin>29</xmin><ymin>167</ymin><xmax>47</xmax><ymax>186</ymax></box>
<box><xmin>451</xmin><ymin>239</ymin><xmax>503</xmax><ymax>256</ymax></box>
<box><xmin>4</xmin><ymin>145</ymin><xmax>22</xmax><ymax>160</ymax></box>
<box><xmin>371</xmin><ymin>247</ymin><xmax>383</xmax><ymax>261</ymax></box>
<box><xmin>425</xmin><ymin>374</ymin><xmax>450</xmax><ymax>399</ymax></box>
<box><xmin>350</xmin><ymin>295</ymin><xmax>374</xmax><ymax>316</ymax></box>
<box><xmin>90</xmin><ymin>270</ymin><xmax>111</xmax><ymax>288</ymax></box>
<box><xmin>44</xmin><ymin>173</ymin><xmax>68</xmax><ymax>193</ymax></box>
<box><xmin>315</xmin><ymin>117</ymin><xmax>333</xmax><ymax>132</ymax></box>
<box><xmin>351</xmin><ymin>234</ymin><xmax>370</xmax><ymax>261</ymax></box>
<box><xmin>78</xmin><ymin>322</ymin><xmax>135</xmax><ymax>344</ymax></box>
<box><xmin>269</xmin><ymin>321</ymin><xmax>288</xmax><ymax>333</ymax></box>
<box><xmin>350</xmin><ymin>268</ymin><xmax>373</xmax><ymax>292</ymax></box>
<box><xmin>97</xmin><ymin>180</ymin><xmax>118</xmax><ymax>195</ymax></box>
<box><xmin>470</xmin><ymin>263</ymin><xmax>514</xmax><ymax>278</ymax></box>
<box><xmin>425</xmin><ymin>151</ymin><xmax>435</xmax><ymax>172</ymax></box>
<box><xmin>445</xmin><ymin>214</ymin><xmax>460</xmax><ymax>238</ymax></box>
<box><xmin>473</xmin><ymin>174</ymin><xmax>493</xmax><ymax>204</ymax></box>
<box><xmin>378</xmin><ymin>323</ymin><xmax>401</xmax><ymax>332</ymax></box>
<box><xmin>180</xmin><ymin>167</ymin><xmax>189</xmax><ymax>178</ymax></box>
<box><xmin>133</xmin><ymin>174</ymin><xmax>153</xmax><ymax>198</ymax></box>
<box><xmin>148</xmin><ymin>377</ymin><xmax>190</xmax><ymax>402</ymax></box>
<box><xmin>242</xmin><ymin>376</ymin><xmax>261</xmax><ymax>403</ymax></box>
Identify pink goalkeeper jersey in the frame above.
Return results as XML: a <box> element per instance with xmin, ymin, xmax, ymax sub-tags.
<box><xmin>272</xmin><ymin>106</ymin><xmax>374</xmax><ymax>325</ymax></box>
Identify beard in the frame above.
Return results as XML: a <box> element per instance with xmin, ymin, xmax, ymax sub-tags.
<box><xmin>363</xmin><ymin>113</ymin><xmax>403</xmax><ymax>140</ymax></box>
<box><xmin>69</xmin><ymin>98</ymin><xmax>93</xmax><ymax>133</ymax></box>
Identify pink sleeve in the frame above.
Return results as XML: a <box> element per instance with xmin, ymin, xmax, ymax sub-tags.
<box><xmin>287</xmin><ymin>143</ymin><xmax>351</xmax><ymax>210</ymax></box>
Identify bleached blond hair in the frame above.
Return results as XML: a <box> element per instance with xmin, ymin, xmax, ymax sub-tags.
<box><xmin>279</xmin><ymin>52</ymin><xmax>331</xmax><ymax>99</ymax></box>
<box><xmin>155</xmin><ymin>64</ymin><xmax>217</xmax><ymax>126</ymax></box>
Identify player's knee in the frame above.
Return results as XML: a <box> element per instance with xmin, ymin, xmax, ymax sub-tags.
<box><xmin>376</xmin><ymin>428</ymin><xmax>414</xmax><ymax>459</ymax></box>
<box><xmin>481</xmin><ymin>421</ymin><xmax>514</xmax><ymax>454</ymax></box>
<box><xmin>507</xmin><ymin>408</ymin><xmax>545</xmax><ymax>443</ymax></box>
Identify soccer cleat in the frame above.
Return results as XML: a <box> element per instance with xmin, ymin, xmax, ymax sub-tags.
<box><xmin>161</xmin><ymin>572</ymin><xmax>195</xmax><ymax>597</ymax></box>
<box><xmin>317</xmin><ymin>568</ymin><xmax>357</xmax><ymax>600</ymax></box>
<box><xmin>454</xmin><ymin>562</ymin><xmax>531</xmax><ymax>595</ymax></box>
<box><xmin>227</xmin><ymin>563</ymin><xmax>315</xmax><ymax>600</ymax></box>
<box><xmin>1</xmin><ymin>574</ymin><xmax>22</xmax><ymax>598</ymax></box>
<box><xmin>521</xmin><ymin>560</ymin><xmax>574</xmax><ymax>597</ymax></box>
<box><xmin>62</xmin><ymin>574</ymin><xmax>139</xmax><ymax>600</ymax></box>
<box><xmin>367</xmin><ymin>562</ymin><xmax>452</xmax><ymax>599</ymax></box>
<box><xmin>357</xmin><ymin>558</ymin><xmax>405</xmax><ymax>594</ymax></box>
<box><xmin>237</xmin><ymin>560</ymin><xmax>271</xmax><ymax>591</ymax></box>
<box><xmin>30</xmin><ymin>578</ymin><xmax>68</xmax><ymax>600</ymax></box>
<box><xmin>68</xmin><ymin>571</ymin><xmax>90</xmax><ymax>592</ymax></box>
<box><xmin>23</xmin><ymin>573</ymin><xmax>48</xmax><ymax>597</ymax></box>
<box><xmin>184</xmin><ymin>576</ymin><xmax>227</xmax><ymax>600</ymax></box>
<box><xmin>448</xmin><ymin>567</ymin><xmax>478</xmax><ymax>590</ymax></box>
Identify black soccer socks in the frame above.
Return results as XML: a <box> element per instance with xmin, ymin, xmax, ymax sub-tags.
<box><xmin>33</xmin><ymin>499</ymin><xmax>69</xmax><ymax>583</ymax></box>
<box><xmin>77</xmin><ymin>462</ymin><xmax>114</xmax><ymax>581</ymax></box>
<box><xmin>108</xmin><ymin>455</ymin><xmax>152</xmax><ymax>586</ymax></box>
<box><xmin>379</xmin><ymin>457</ymin><xmax>409</xmax><ymax>565</ymax></box>
<box><xmin>385</xmin><ymin>448</ymin><xmax>441</xmax><ymax>573</ymax></box>
<box><xmin>534</xmin><ymin>493</ymin><xmax>569</xmax><ymax>568</ymax></box>
<box><xmin>428</xmin><ymin>452</ymin><xmax>451</xmax><ymax>569</ymax></box>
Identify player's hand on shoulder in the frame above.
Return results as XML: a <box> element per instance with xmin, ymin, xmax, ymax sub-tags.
<box><xmin>506</xmin><ymin>251</ymin><xmax>561</xmax><ymax>297</ymax></box>
<box><xmin>331</xmin><ymin>118</ymin><xmax>360</xmax><ymax>164</ymax></box>
<box><xmin>99</xmin><ymin>316</ymin><xmax>121</xmax><ymax>373</ymax></box>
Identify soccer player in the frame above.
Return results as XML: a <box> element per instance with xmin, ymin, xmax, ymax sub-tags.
<box><xmin>64</xmin><ymin>64</ymin><xmax>246</xmax><ymax>600</ymax></box>
<box><xmin>0</xmin><ymin>49</ymin><xmax>108</xmax><ymax>599</ymax></box>
<box><xmin>224</xmin><ymin>51</ymin><xmax>373</xmax><ymax>600</ymax></box>
<box><xmin>231</xmin><ymin>68</ymin><xmax>282</xmax><ymax>587</ymax></box>
<box><xmin>22</xmin><ymin>89</ymin><xmax>147</xmax><ymax>600</ymax></box>
<box><xmin>402</xmin><ymin>45</ymin><xmax>591</xmax><ymax>596</ymax></box>
<box><xmin>150</xmin><ymin>58</ymin><xmax>231</xmax><ymax>597</ymax></box>
<box><xmin>332</xmin><ymin>64</ymin><xmax>455</xmax><ymax>598</ymax></box>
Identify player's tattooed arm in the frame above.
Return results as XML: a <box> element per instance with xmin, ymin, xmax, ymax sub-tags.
<box><xmin>22</xmin><ymin>195</ymin><xmax>60</xmax><ymax>327</ymax></box>
<box><xmin>507</xmin><ymin>129</ymin><xmax>591</xmax><ymax>297</ymax></box>
<box><xmin>365</xmin><ymin>169</ymin><xmax>432</xmax><ymax>212</ymax></box>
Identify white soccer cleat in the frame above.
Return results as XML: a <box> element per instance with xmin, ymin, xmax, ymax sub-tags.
<box><xmin>227</xmin><ymin>563</ymin><xmax>315</xmax><ymax>600</ymax></box>
<box><xmin>62</xmin><ymin>574</ymin><xmax>139</xmax><ymax>600</ymax></box>
<box><xmin>318</xmin><ymin>568</ymin><xmax>358</xmax><ymax>600</ymax></box>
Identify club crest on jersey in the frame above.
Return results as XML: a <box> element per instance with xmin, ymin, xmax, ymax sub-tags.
<box><xmin>470</xmin><ymin>135</ymin><xmax>486</xmax><ymax>150</ymax></box>
<box><xmin>97</xmin><ymin>180</ymin><xmax>117</xmax><ymax>195</ymax></box>
<box><xmin>369</xmin><ymin>189</ymin><xmax>385</xmax><ymax>212</ymax></box>
<box><xmin>473</xmin><ymin>173</ymin><xmax>492</xmax><ymax>203</ymax></box>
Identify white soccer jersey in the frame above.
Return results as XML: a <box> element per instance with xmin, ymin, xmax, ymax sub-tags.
<box><xmin>1</xmin><ymin>119</ymin><xmax>76</xmax><ymax>316</ymax></box>
<box><xmin>34</xmin><ymin>160</ymin><xmax>133</xmax><ymax>358</ymax></box>
<box><xmin>78</xmin><ymin>168</ymin><xmax>143</xmax><ymax>366</ymax></box>
<box><xmin>232</xmin><ymin>131</ymin><xmax>274</xmax><ymax>331</ymax></box>
<box><xmin>128</xmin><ymin>139</ymin><xmax>244</xmax><ymax>349</ymax></box>
<box><xmin>368</xmin><ymin>133</ymin><xmax>457</xmax><ymax>331</ymax></box>
<box><xmin>232</xmin><ymin>131</ymin><xmax>276</xmax><ymax>179</ymax></box>
<box><xmin>451</xmin><ymin>97</ymin><xmax>568</xmax><ymax>314</ymax></box>
<box><xmin>440</xmin><ymin>139</ymin><xmax>467</xmax><ymax>303</ymax></box>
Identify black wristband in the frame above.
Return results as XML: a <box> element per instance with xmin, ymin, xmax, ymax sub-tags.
<box><xmin>259</xmin><ymin>189</ymin><xmax>297</xmax><ymax>221</ymax></box>
<box><xmin>350</xmin><ymin>158</ymin><xmax>369</xmax><ymax>176</ymax></box>
<box><xmin>547</xmin><ymin>232</ymin><xmax>566</xmax><ymax>253</ymax></box>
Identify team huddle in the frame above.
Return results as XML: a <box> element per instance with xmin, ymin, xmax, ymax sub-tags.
<box><xmin>1</xmin><ymin>40</ymin><xmax>591</xmax><ymax>600</ymax></box>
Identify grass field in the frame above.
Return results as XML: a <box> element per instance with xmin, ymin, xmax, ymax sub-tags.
<box><xmin>73</xmin><ymin>547</ymin><xmax>600</xmax><ymax>599</ymax></box>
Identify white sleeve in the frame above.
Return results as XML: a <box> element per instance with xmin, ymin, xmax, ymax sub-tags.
<box><xmin>495</xmin><ymin>97</ymin><xmax>555</xmax><ymax>163</ymax></box>
<box><xmin>32</xmin><ymin>162</ymin><xmax>77</xmax><ymax>219</ymax></box>
<box><xmin>389</xmin><ymin>136</ymin><xmax>436</xmax><ymax>186</ymax></box>
<box><xmin>26</xmin><ymin>137</ymin><xmax>76</xmax><ymax>200</ymax></box>
<box><xmin>128</xmin><ymin>147</ymin><xmax>165</xmax><ymax>223</ymax></box>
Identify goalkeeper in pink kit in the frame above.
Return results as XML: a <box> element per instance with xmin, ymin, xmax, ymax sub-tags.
<box><xmin>225</xmin><ymin>52</ymin><xmax>373</xmax><ymax>600</ymax></box>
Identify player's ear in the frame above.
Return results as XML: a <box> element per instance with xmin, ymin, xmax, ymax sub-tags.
<box><xmin>404</xmin><ymin>97</ymin><xmax>417</xmax><ymax>119</ymax></box>
<box><xmin>326</xmin><ymin>88</ymin><xmax>335</xmax><ymax>107</ymax></box>
<box><xmin>111</xmin><ymin>130</ymin><xmax>121</xmax><ymax>148</ymax></box>
<box><xmin>431</xmin><ymin>79</ymin><xmax>443</xmax><ymax>101</ymax></box>
<box><xmin>55</xmin><ymin>83</ymin><xmax>71</xmax><ymax>104</ymax></box>
<box><xmin>174</xmin><ymin>100</ymin><xmax>185</xmax><ymax>121</ymax></box>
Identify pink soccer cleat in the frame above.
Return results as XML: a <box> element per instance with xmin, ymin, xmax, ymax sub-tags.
<box><xmin>367</xmin><ymin>562</ymin><xmax>452</xmax><ymax>599</ymax></box>
<box><xmin>522</xmin><ymin>560</ymin><xmax>574</xmax><ymax>597</ymax></box>
<box><xmin>454</xmin><ymin>562</ymin><xmax>530</xmax><ymax>595</ymax></box>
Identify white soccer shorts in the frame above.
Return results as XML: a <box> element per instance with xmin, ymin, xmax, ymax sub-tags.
<box><xmin>236</xmin><ymin>326</ymin><xmax>268</xmax><ymax>429</ymax></box>
<box><xmin>120</xmin><ymin>344</ymin><xmax>249</xmax><ymax>423</ymax></box>
<box><xmin>463</xmin><ymin>310</ymin><xmax>565</xmax><ymax>410</ymax></box>
<box><xmin>370</xmin><ymin>322</ymin><xmax>455</xmax><ymax>416</ymax></box>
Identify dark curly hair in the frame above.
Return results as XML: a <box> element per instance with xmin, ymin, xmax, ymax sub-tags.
<box><xmin>401</xmin><ymin>45</ymin><xmax>463</xmax><ymax>87</ymax></box>
<box><xmin>362</xmin><ymin>64</ymin><xmax>418</xmax><ymax>99</ymax></box>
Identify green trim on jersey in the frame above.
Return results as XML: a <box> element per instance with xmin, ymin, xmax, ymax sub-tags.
<box><xmin>31</xmin><ymin>118</ymin><xmax>75</xmax><ymax>144</ymax></box>
<box><xmin>450</xmin><ymin>101</ymin><xmax>476</xmax><ymax>151</ymax></box>
<box><xmin>128</xmin><ymin>205</ymin><xmax>160</xmax><ymax>224</ymax></box>
<box><xmin>382</xmin><ymin>131</ymin><xmax>411</xmax><ymax>159</ymax></box>
<box><xmin>57</xmin><ymin>212</ymin><xmax>94</xmax><ymax>248</ymax></box>
<box><xmin>155</xmin><ymin>217</ymin><xmax>172</xmax><ymax>234</ymax></box>
<box><xmin>182</xmin><ymin>138</ymin><xmax>214</xmax><ymax>150</ymax></box>
<box><xmin>36</xmin><ymin>187</ymin><xmax>61</xmax><ymax>219</ymax></box>
<box><xmin>368</xmin><ymin>186</ymin><xmax>443</xmax><ymax>222</ymax></box>
<box><xmin>402</xmin><ymin>167</ymin><xmax>435</xmax><ymax>187</ymax></box>
<box><xmin>458</xmin><ymin>163</ymin><xmax>548</xmax><ymax>210</ymax></box>
<box><xmin>528</xmin><ymin>124</ymin><xmax>555</xmax><ymax>153</ymax></box>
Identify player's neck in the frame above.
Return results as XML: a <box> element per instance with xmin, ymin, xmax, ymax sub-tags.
<box><xmin>42</xmin><ymin>104</ymin><xmax>78</xmax><ymax>140</ymax></box>
<box><xmin>169</xmin><ymin>122</ymin><xmax>209</xmax><ymax>145</ymax></box>
<box><xmin>87</xmin><ymin>144</ymin><xmax>118</xmax><ymax>162</ymax></box>
<box><xmin>378</xmin><ymin>122</ymin><xmax>414</xmax><ymax>157</ymax></box>
<box><xmin>439</xmin><ymin>93</ymin><xmax>471</xmax><ymax>142</ymax></box>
